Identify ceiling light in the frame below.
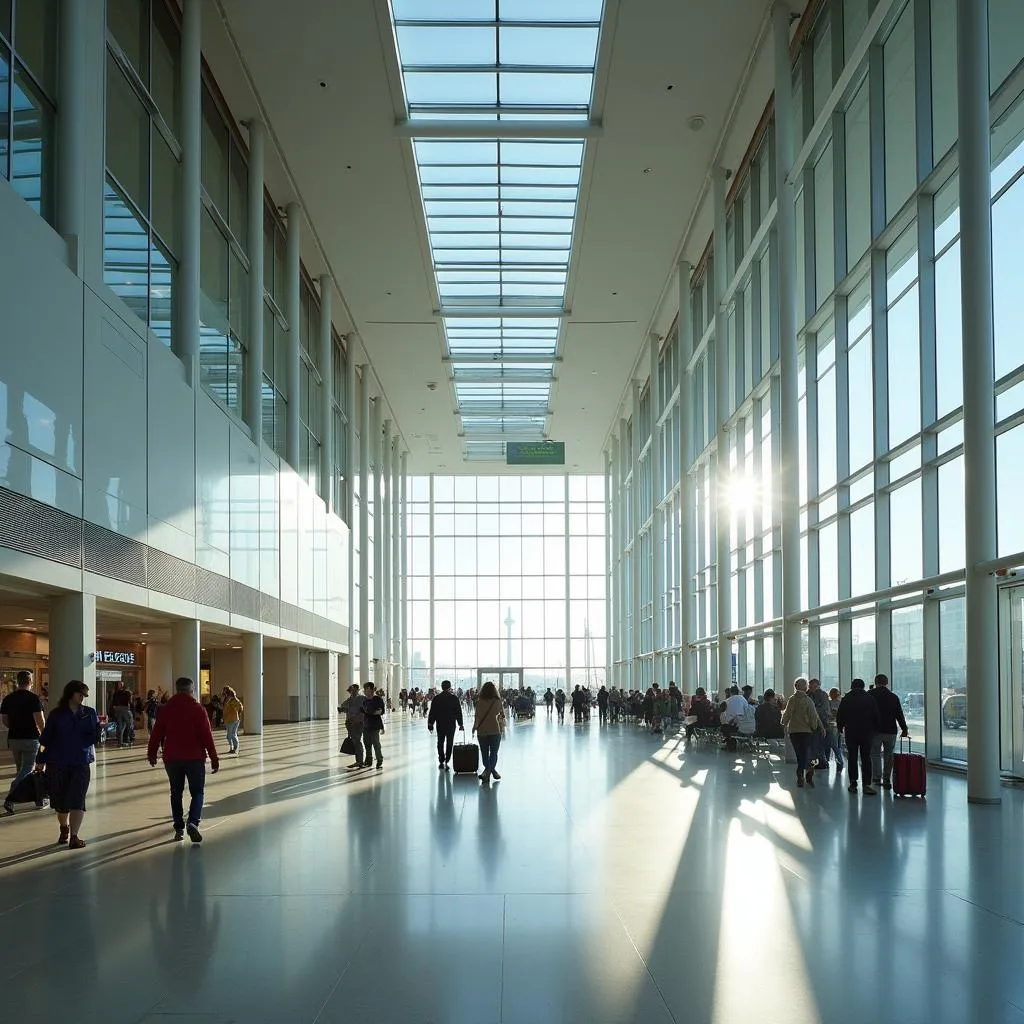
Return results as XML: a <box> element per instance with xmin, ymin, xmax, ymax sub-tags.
<box><xmin>687</xmin><ymin>114</ymin><xmax>707</xmax><ymax>132</ymax></box>
<box><xmin>140</xmin><ymin>631</ymin><xmax>148</xmax><ymax>636</ymax></box>
<box><xmin>24</xmin><ymin>618</ymin><xmax>34</xmax><ymax>622</ymax></box>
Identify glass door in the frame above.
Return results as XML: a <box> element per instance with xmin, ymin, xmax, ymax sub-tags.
<box><xmin>1000</xmin><ymin>586</ymin><xmax>1024</xmax><ymax>778</ymax></box>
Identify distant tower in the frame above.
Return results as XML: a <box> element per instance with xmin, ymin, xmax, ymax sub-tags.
<box><xmin>504</xmin><ymin>607</ymin><xmax>515</xmax><ymax>666</ymax></box>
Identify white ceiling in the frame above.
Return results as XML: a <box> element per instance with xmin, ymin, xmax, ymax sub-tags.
<box><xmin>207</xmin><ymin>0</ymin><xmax>795</xmax><ymax>474</ymax></box>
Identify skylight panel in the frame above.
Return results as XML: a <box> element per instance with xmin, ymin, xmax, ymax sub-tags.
<box><xmin>395</xmin><ymin>25</ymin><xmax>496</xmax><ymax>66</ymax></box>
<box><xmin>498</xmin><ymin>26</ymin><xmax>599</xmax><ymax>65</ymax></box>
<box><xmin>404</xmin><ymin>71</ymin><xmax>498</xmax><ymax>106</ymax></box>
<box><xmin>498</xmin><ymin>0</ymin><xmax>602</xmax><ymax>20</ymax></box>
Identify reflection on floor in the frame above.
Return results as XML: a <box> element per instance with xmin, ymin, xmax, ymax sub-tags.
<box><xmin>1</xmin><ymin>713</ymin><xmax>1023</xmax><ymax>1023</ymax></box>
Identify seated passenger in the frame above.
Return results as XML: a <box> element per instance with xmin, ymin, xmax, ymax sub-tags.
<box><xmin>721</xmin><ymin>686</ymin><xmax>757</xmax><ymax>743</ymax></box>
<box><xmin>755</xmin><ymin>690</ymin><xmax>785</xmax><ymax>738</ymax></box>
<box><xmin>685</xmin><ymin>688</ymin><xmax>717</xmax><ymax>740</ymax></box>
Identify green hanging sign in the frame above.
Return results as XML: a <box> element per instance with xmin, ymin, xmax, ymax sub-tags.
<box><xmin>505</xmin><ymin>441</ymin><xmax>565</xmax><ymax>466</ymax></box>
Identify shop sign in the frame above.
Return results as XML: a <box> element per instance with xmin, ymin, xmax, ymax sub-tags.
<box><xmin>96</xmin><ymin>650</ymin><xmax>136</xmax><ymax>665</ymax></box>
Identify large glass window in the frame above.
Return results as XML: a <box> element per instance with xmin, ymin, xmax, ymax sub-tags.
<box><xmin>262</xmin><ymin>209</ymin><xmax>289</xmax><ymax>458</ymax></box>
<box><xmin>886</xmin><ymin>226</ymin><xmax>920</xmax><ymax>449</ymax></box>
<box><xmin>939</xmin><ymin>597</ymin><xmax>967</xmax><ymax>762</ymax></box>
<box><xmin>0</xmin><ymin>0</ymin><xmax>57</xmax><ymax>222</ymax></box>
<box><xmin>883</xmin><ymin>5</ymin><xmax>917</xmax><ymax>219</ymax></box>
<box><xmin>104</xmin><ymin>1</ymin><xmax>181</xmax><ymax>348</ymax></box>
<box><xmin>298</xmin><ymin>281</ymin><xmax>322</xmax><ymax>490</ymax></box>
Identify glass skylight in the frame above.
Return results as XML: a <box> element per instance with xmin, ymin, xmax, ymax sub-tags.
<box><xmin>390</xmin><ymin>0</ymin><xmax>604</xmax><ymax>460</ymax></box>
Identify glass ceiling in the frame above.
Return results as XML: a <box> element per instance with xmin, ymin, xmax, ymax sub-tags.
<box><xmin>390</xmin><ymin>0</ymin><xmax>603</xmax><ymax>458</ymax></box>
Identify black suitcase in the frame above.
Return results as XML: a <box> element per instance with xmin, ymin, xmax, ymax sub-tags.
<box><xmin>452</xmin><ymin>740</ymin><xmax>480</xmax><ymax>775</ymax></box>
<box><xmin>10</xmin><ymin>772</ymin><xmax>47</xmax><ymax>805</ymax></box>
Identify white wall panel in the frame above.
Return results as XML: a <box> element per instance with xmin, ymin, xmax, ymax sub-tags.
<box><xmin>279</xmin><ymin>468</ymin><xmax>299</xmax><ymax>607</ymax></box>
<box><xmin>259</xmin><ymin>454</ymin><xmax>280</xmax><ymax>598</ymax></box>
<box><xmin>229</xmin><ymin>422</ymin><xmax>261</xmax><ymax>589</ymax></box>
<box><xmin>195</xmin><ymin>393</ymin><xmax>230</xmax><ymax>577</ymax></box>
<box><xmin>0</xmin><ymin>187</ymin><xmax>83</xmax><ymax>480</ymax></box>
<box><xmin>148</xmin><ymin>340</ymin><xmax>196</xmax><ymax>553</ymax></box>
<box><xmin>0</xmin><ymin>442</ymin><xmax>82</xmax><ymax>516</ymax></box>
<box><xmin>82</xmin><ymin>302</ymin><xmax>148</xmax><ymax>539</ymax></box>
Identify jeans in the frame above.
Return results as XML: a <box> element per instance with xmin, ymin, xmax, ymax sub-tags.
<box><xmin>846</xmin><ymin>733</ymin><xmax>874</xmax><ymax>788</ymax></box>
<box><xmin>789</xmin><ymin>731</ymin><xmax>813</xmax><ymax>773</ymax></box>
<box><xmin>114</xmin><ymin>707</ymin><xmax>133</xmax><ymax>744</ymax></box>
<box><xmin>478</xmin><ymin>733</ymin><xmax>501</xmax><ymax>773</ymax></box>
<box><xmin>6</xmin><ymin>739</ymin><xmax>40</xmax><ymax>801</ymax></box>
<box><xmin>165</xmin><ymin>760</ymin><xmax>206</xmax><ymax>829</ymax></box>
<box><xmin>363</xmin><ymin>728</ymin><xmax>382</xmax><ymax>766</ymax></box>
<box><xmin>826</xmin><ymin>726</ymin><xmax>844</xmax><ymax>767</ymax></box>
<box><xmin>871</xmin><ymin>732</ymin><xmax>897</xmax><ymax>784</ymax></box>
<box><xmin>436</xmin><ymin>725</ymin><xmax>457</xmax><ymax>764</ymax></box>
<box><xmin>225</xmin><ymin>720</ymin><xmax>240</xmax><ymax>752</ymax></box>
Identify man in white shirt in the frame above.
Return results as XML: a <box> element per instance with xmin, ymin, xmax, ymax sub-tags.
<box><xmin>721</xmin><ymin>686</ymin><xmax>757</xmax><ymax>746</ymax></box>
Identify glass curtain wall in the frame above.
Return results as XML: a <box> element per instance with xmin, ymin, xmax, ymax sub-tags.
<box><xmin>608</xmin><ymin>0</ymin><xmax>1024</xmax><ymax>767</ymax></box>
<box><xmin>406</xmin><ymin>475</ymin><xmax>605</xmax><ymax>691</ymax></box>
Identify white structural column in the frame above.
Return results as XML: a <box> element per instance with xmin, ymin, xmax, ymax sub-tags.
<box><xmin>245</xmin><ymin>120</ymin><xmax>265</xmax><ymax>439</ymax></box>
<box><xmin>178</xmin><ymin>0</ymin><xmax>202</xmax><ymax>386</ymax></box>
<box><xmin>400</xmin><ymin>451</ymin><xmax>409</xmax><ymax>690</ymax></box>
<box><xmin>380</xmin><ymin>420</ymin><xmax>392</xmax><ymax>681</ymax></box>
<box><xmin>359</xmin><ymin>372</ymin><xmax>372</xmax><ymax>685</ymax></box>
<box><xmin>319</xmin><ymin>275</ymin><xmax>334</xmax><ymax>510</ymax></box>
<box><xmin>773</xmin><ymin>3</ymin><xmax>802</xmax><ymax>698</ymax></box>
<box><xmin>713</xmin><ymin>166</ymin><xmax>733</xmax><ymax>694</ymax></box>
<box><xmin>604</xmin><ymin>447</ymin><xmax>613</xmax><ymax>684</ymax></box>
<box><xmin>429</xmin><ymin>474</ymin><xmax>436</xmax><ymax>685</ymax></box>
<box><xmin>630</xmin><ymin>388</ymin><xmax>641</xmax><ymax>689</ymax></box>
<box><xmin>678</xmin><ymin>260</ymin><xmax>695</xmax><ymax>695</ymax></box>
<box><xmin>242</xmin><ymin>632</ymin><xmax>264</xmax><ymax>735</ymax></box>
<box><xmin>957</xmin><ymin>0</ymin><xmax>1000</xmax><ymax>804</ymax></box>
<box><xmin>564</xmin><ymin>473</ymin><xmax>572</xmax><ymax>687</ymax></box>
<box><xmin>55</xmin><ymin>0</ymin><xmax>94</xmax><ymax>275</ymax></box>
<box><xmin>372</xmin><ymin>403</ymin><xmax>384</xmax><ymax>673</ymax></box>
<box><xmin>649</xmin><ymin>332</ymin><xmax>664</xmax><ymax>685</ymax></box>
<box><xmin>285</xmin><ymin>203</ymin><xmax>302</xmax><ymax>470</ymax></box>
<box><xmin>171</xmin><ymin>619</ymin><xmax>201</xmax><ymax>689</ymax></box>
<box><xmin>345</xmin><ymin>339</ymin><xmax>358</xmax><ymax>695</ymax></box>
<box><xmin>392</xmin><ymin>436</ymin><xmax>402</xmax><ymax>692</ymax></box>
<box><xmin>48</xmin><ymin>594</ymin><xmax>96</xmax><ymax>710</ymax></box>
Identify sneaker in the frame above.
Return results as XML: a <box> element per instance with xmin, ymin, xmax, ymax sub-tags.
<box><xmin>864</xmin><ymin>786</ymin><xmax>878</xmax><ymax>796</ymax></box>
<box><xmin>346</xmin><ymin>762</ymin><xmax>365</xmax><ymax>770</ymax></box>
<box><xmin>376</xmin><ymin>762</ymin><xmax>383</xmax><ymax>770</ymax></box>
<box><xmin>491</xmin><ymin>770</ymin><xmax>501</xmax><ymax>780</ymax></box>
<box><xmin>186</xmin><ymin>823</ymin><xmax>203</xmax><ymax>844</ymax></box>
<box><xmin>68</xmin><ymin>836</ymin><xmax>86</xmax><ymax>849</ymax></box>
<box><xmin>848</xmin><ymin>784</ymin><xmax>858</xmax><ymax>793</ymax></box>
<box><xmin>174</xmin><ymin>829</ymin><xmax>184</xmax><ymax>842</ymax></box>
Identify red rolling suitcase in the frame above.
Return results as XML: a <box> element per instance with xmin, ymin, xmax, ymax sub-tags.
<box><xmin>452</xmin><ymin>731</ymin><xmax>480</xmax><ymax>775</ymax></box>
<box><xmin>892</xmin><ymin>737</ymin><xmax>926</xmax><ymax>797</ymax></box>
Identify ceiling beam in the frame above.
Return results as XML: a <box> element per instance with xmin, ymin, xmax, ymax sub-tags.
<box><xmin>443</xmin><ymin>354</ymin><xmax>563</xmax><ymax>364</ymax></box>
<box><xmin>438</xmin><ymin>305</ymin><xmax>568</xmax><ymax>318</ymax></box>
<box><xmin>395</xmin><ymin>119</ymin><xmax>602</xmax><ymax>139</ymax></box>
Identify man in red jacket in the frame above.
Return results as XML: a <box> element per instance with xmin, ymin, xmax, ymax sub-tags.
<box><xmin>147</xmin><ymin>677</ymin><xmax>219</xmax><ymax>843</ymax></box>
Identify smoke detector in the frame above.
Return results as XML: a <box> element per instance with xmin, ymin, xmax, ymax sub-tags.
<box><xmin>426</xmin><ymin>382</ymin><xmax>438</xmax><ymax>391</ymax></box>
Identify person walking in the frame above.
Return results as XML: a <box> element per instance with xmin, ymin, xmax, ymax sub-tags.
<box><xmin>427</xmin><ymin>680</ymin><xmax>464</xmax><ymax>770</ymax></box>
<box><xmin>807</xmin><ymin>679</ymin><xmax>832</xmax><ymax>771</ymax></box>
<box><xmin>35</xmin><ymin>680</ymin><xmax>101</xmax><ymax>848</ymax></box>
<box><xmin>836</xmin><ymin>678</ymin><xmax>881</xmax><ymax>795</ymax></box>
<box><xmin>826</xmin><ymin>687</ymin><xmax>844</xmax><ymax>771</ymax></box>
<box><xmin>554</xmin><ymin>688</ymin><xmax>566</xmax><ymax>724</ymax></box>
<box><xmin>144</xmin><ymin>690</ymin><xmax>160</xmax><ymax>735</ymax></box>
<box><xmin>147</xmin><ymin>677</ymin><xmax>220</xmax><ymax>843</ymax></box>
<box><xmin>340</xmin><ymin>684</ymin><xmax>367</xmax><ymax>769</ymax></box>
<box><xmin>597</xmin><ymin>685</ymin><xmax>609</xmax><ymax>725</ymax></box>
<box><xmin>222</xmin><ymin>687</ymin><xmax>244</xmax><ymax>754</ymax></box>
<box><xmin>109</xmin><ymin>680</ymin><xmax>133</xmax><ymax>747</ymax></box>
<box><xmin>869</xmin><ymin>673</ymin><xmax>909</xmax><ymax>790</ymax></box>
<box><xmin>781</xmin><ymin>678</ymin><xmax>826</xmax><ymax>788</ymax></box>
<box><xmin>361</xmin><ymin>682</ymin><xmax>385</xmax><ymax>770</ymax></box>
<box><xmin>2</xmin><ymin>670</ymin><xmax>45</xmax><ymax>814</ymax></box>
<box><xmin>472</xmin><ymin>681</ymin><xmax>505</xmax><ymax>783</ymax></box>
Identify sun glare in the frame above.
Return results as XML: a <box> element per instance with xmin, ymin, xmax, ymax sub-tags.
<box><xmin>723</xmin><ymin>471</ymin><xmax>760</xmax><ymax>516</ymax></box>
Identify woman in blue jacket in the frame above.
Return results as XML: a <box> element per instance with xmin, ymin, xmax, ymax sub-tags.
<box><xmin>36</xmin><ymin>680</ymin><xmax>101</xmax><ymax>849</ymax></box>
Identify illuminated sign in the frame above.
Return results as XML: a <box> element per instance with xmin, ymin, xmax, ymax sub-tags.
<box><xmin>505</xmin><ymin>441</ymin><xmax>565</xmax><ymax>466</ymax></box>
<box><xmin>96</xmin><ymin>650</ymin><xmax>136</xmax><ymax>665</ymax></box>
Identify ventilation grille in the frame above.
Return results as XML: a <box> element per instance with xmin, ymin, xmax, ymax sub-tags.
<box><xmin>148</xmin><ymin>546</ymin><xmax>197</xmax><ymax>601</ymax></box>
<box><xmin>231</xmin><ymin>580</ymin><xmax>261</xmax><ymax>620</ymax></box>
<box><xmin>83</xmin><ymin>522</ymin><xmax>147</xmax><ymax>587</ymax></box>
<box><xmin>0</xmin><ymin>488</ymin><xmax>82</xmax><ymax>567</ymax></box>
<box><xmin>195</xmin><ymin>567</ymin><xmax>231</xmax><ymax>612</ymax></box>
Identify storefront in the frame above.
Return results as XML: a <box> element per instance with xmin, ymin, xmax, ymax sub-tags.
<box><xmin>94</xmin><ymin>644</ymin><xmax>146</xmax><ymax>718</ymax></box>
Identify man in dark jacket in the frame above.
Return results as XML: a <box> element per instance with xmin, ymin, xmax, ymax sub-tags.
<box><xmin>147</xmin><ymin>677</ymin><xmax>219</xmax><ymax>842</ymax></box>
<box><xmin>362</xmin><ymin>683</ymin><xmax>386</xmax><ymax>770</ymax></box>
<box><xmin>836</xmin><ymin>678</ymin><xmax>881</xmax><ymax>795</ymax></box>
<box><xmin>869</xmin><ymin>673</ymin><xmax>909</xmax><ymax>790</ymax></box>
<box><xmin>427</xmin><ymin>680</ymin><xmax>464</xmax><ymax>770</ymax></box>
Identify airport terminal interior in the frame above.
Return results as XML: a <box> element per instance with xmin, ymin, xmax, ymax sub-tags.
<box><xmin>2</xmin><ymin>0</ymin><xmax>1024</xmax><ymax>1021</ymax></box>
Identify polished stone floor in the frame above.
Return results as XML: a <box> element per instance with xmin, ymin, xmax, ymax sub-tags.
<box><xmin>2</xmin><ymin>711</ymin><xmax>1023</xmax><ymax>1024</ymax></box>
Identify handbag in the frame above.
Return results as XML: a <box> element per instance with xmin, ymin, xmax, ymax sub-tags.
<box><xmin>340</xmin><ymin>735</ymin><xmax>357</xmax><ymax>755</ymax></box>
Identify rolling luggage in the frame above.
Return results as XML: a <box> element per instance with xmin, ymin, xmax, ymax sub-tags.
<box><xmin>9</xmin><ymin>771</ymin><xmax>47</xmax><ymax>806</ymax></box>
<box><xmin>892</xmin><ymin>737</ymin><xmax>926</xmax><ymax>798</ymax></box>
<box><xmin>452</xmin><ymin>732</ymin><xmax>480</xmax><ymax>775</ymax></box>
